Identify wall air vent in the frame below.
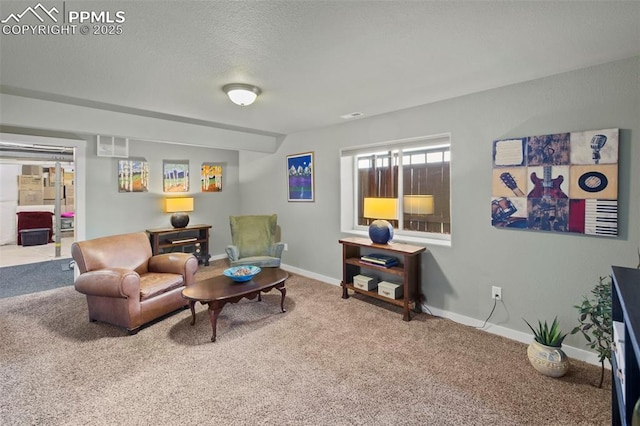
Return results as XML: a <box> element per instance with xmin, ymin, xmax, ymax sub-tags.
<box><xmin>97</xmin><ymin>135</ymin><xmax>129</xmax><ymax>158</ymax></box>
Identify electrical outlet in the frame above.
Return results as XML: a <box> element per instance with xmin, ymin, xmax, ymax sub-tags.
<box><xmin>491</xmin><ymin>286</ymin><xmax>502</xmax><ymax>300</ymax></box>
<box><xmin>283</xmin><ymin>243</ymin><xmax>288</xmax><ymax>251</ymax></box>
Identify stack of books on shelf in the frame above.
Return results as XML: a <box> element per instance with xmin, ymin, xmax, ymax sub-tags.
<box><xmin>360</xmin><ymin>253</ymin><xmax>399</xmax><ymax>268</ymax></box>
<box><xmin>167</xmin><ymin>237</ymin><xmax>198</xmax><ymax>244</ymax></box>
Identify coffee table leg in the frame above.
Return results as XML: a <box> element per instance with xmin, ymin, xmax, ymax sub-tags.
<box><xmin>188</xmin><ymin>301</ymin><xmax>196</xmax><ymax>326</ymax></box>
<box><xmin>276</xmin><ymin>286</ymin><xmax>287</xmax><ymax>313</ymax></box>
<box><xmin>208</xmin><ymin>302</ymin><xmax>224</xmax><ymax>342</ymax></box>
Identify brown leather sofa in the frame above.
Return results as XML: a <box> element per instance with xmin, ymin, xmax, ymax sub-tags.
<box><xmin>72</xmin><ymin>232</ymin><xmax>198</xmax><ymax>334</ymax></box>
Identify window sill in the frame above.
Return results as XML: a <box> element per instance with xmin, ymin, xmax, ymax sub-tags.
<box><xmin>342</xmin><ymin>229</ymin><xmax>451</xmax><ymax>247</ymax></box>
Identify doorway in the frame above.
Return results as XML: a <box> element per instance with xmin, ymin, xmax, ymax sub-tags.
<box><xmin>0</xmin><ymin>134</ymin><xmax>86</xmax><ymax>267</ymax></box>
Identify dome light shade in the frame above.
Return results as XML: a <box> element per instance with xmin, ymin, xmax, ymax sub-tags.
<box><xmin>222</xmin><ymin>83</ymin><xmax>261</xmax><ymax>106</ymax></box>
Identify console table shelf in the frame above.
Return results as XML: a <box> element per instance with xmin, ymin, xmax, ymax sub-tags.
<box><xmin>340</xmin><ymin>237</ymin><xmax>426</xmax><ymax>321</ymax></box>
<box><xmin>147</xmin><ymin>224</ymin><xmax>212</xmax><ymax>266</ymax></box>
<box><xmin>611</xmin><ymin>266</ymin><xmax>640</xmax><ymax>426</ymax></box>
<box><xmin>342</xmin><ymin>283</ymin><xmax>408</xmax><ymax>309</ymax></box>
<box><xmin>344</xmin><ymin>258</ymin><xmax>404</xmax><ymax>277</ymax></box>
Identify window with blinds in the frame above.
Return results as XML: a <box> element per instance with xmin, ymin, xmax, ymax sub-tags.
<box><xmin>340</xmin><ymin>133</ymin><xmax>451</xmax><ymax>244</ymax></box>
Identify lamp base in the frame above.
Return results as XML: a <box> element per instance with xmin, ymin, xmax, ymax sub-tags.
<box><xmin>368</xmin><ymin>220</ymin><xmax>394</xmax><ymax>244</ymax></box>
<box><xmin>170</xmin><ymin>212</ymin><xmax>190</xmax><ymax>228</ymax></box>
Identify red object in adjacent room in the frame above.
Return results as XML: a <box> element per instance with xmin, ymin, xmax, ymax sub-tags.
<box><xmin>16</xmin><ymin>211</ymin><xmax>54</xmax><ymax>245</ymax></box>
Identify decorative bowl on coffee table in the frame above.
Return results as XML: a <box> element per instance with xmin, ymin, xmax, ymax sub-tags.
<box><xmin>223</xmin><ymin>265</ymin><xmax>261</xmax><ymax>282</ymax></box>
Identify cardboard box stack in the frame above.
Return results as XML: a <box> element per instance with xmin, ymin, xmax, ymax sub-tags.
<box><xmin>18</xmin><ymin>166</ymin><xmax>44</xmax><ymax>206</ymax></box>
<box><xmin>65</xmin><ymin>184</ymin><xmax>75</xmax><ymax>209</ymax></box>
<box><xmin>18</xmin><ymin>166</ymin><xmax>75</xmax><ymax>209</ymax></box>
<box><xmin>43</xmin><ymin>186</ymin><xmax>56</xmax><ymax>204</ymax></box>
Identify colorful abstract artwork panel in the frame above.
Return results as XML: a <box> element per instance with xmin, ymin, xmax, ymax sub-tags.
<box><xmin>163</xmin><ymin>160</ymin><xmax>189</xmax><ymax>193</ymax></box>
<box><xmin>491</xmin><ymin>128</ymin><xmax>618</xmax><ymax>237</ymax></box>
<box><xmin>201</xmin><ymin>163</ymin><xmax>223</xmax><ymax>192</ymax></box>
<box><xmin>118</xmin><ymin>159</ymin><xmax>149</xmax><ymax>193</ymax></box>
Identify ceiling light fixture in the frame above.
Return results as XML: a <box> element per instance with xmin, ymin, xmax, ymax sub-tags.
<box><xmin>222</xmin><ymin>83</ymin><xmax>261</xmax><ymax>106</ymax></box>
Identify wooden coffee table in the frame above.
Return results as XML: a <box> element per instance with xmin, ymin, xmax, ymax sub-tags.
<box><xmin>182</xmin><ymin>268</ymin><xmax>288</xmax><ymax>342</ymax></box>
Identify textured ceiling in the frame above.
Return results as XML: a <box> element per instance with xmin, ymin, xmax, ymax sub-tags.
<box><xmin>1</xmin><ymin>1</ymin><xmax>639</xmax><ymax>137</ymax></box>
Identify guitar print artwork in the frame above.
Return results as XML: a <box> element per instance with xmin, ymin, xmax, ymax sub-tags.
<box><xmin>499</xmin><ymin>172</ymin><xmax>525</xmax><ymax>197</ymax></box>
<box><xmin>527</xmin><ymin>140</ymin><xmax>568</xmax><ymax>200</ymax></box>
<box><xmin>527</xmin><ymin>137</ymin><xmax>568</xmax><ymax>231</ymax></box>
<box><xmin>528</xmin><ymin>166</ymin><xmax>568</xmax><ymax>199</ymax></box>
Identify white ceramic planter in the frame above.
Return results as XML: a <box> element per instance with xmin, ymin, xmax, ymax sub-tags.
<box><xmin>527</xmin><ymin>340</ymin><xmax>569</xmax><ymax>378</ymax></box>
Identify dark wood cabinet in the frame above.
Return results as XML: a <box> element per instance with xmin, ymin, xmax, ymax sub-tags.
<box><xmin>611</xmin><ymin>266</ymin><xmax>640</xmax><ymax>426</ymax></box>
<box><xmin>339</xmin><ymin>237</ymin><xmax>426</xmax><ymax>321</ymax></box>
<box><xmin>146</xmin><ymin>224</ymin><xmax>211</xmax><ymax>266</ymax></box>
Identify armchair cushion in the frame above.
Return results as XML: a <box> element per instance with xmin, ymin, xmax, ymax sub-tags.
<box><xmin>139</xmin><ymin>272</ymin><xmax>184</xmax><ymax>300</ymax></box>
<box><xmin>230</xmin><ymin>214</ymin><xmax>277</xmax><ymax>258</ymax></box>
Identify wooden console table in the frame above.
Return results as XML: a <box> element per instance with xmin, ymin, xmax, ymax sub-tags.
<box><xmin>339</xmin><ymin>237</ymin><xmax>426</xmax><ymax>321</ymax></box>
<box><xmin>146</xmin><ymin>224</ymin><xmax>211</xmax><ymax>266</ymax></box>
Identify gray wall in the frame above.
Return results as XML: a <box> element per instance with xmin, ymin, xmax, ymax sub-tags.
<box><xmin>84</xmin><ymin>138</ymin><xmax>239</xmax><ymax>255</ymax></box>
<box><xmin>239</xmin><ymin>57</ymin><xmax>640</xmax><ymax>348</ymax></box>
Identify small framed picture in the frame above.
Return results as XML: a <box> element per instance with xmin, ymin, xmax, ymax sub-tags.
<box><xmin>286</xmin><ymin>152</ymin><xmax>314</xmax><ymax>202</ymax></box>
<box><xmin>163</xmin><ymin>160</ymin><xmax>189</xmax><ymax>192</ymax></box>
<box><xmin>201</xmin><ymin>163</ymin><xmax>223</xmax><ymax>192</ymax></box>
<box><xmin>118</xmin><ymin>159</ymin><xmax>148</xmax><ymax>192</ymax></box>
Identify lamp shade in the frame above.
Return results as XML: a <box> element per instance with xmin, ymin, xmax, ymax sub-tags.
<box><xmin>164</xmin><ymin>197</ymin><xmax>194</xmax><ymax>213</ymax></box>
<box><xmin>363</xmin><ymin>198</ymin><xmax>398</xmax><ymax>220</ymax></box>
<box><xmin>363</xmin><ymin>198</ymin><xmax>398</xmax><ymax>244</ymax></box>
<box><xmin>222</xmin><ymin>83</ymin><xmax>261</xmax><ymax>106</ymax></box>
<box><xmin>403</xmin><ymin>195</ymin><xmax>434</xmax><ymax>215</ymax></box>
<box><xmin>164</xmin><ymin>197</ymin><xmax>194</xmax><ymax>228</ymax></box>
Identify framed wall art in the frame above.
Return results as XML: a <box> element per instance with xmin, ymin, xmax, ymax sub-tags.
<box><xmin>201</xmin><ymin>163</ymin><xmax>223</xmax><ymax>192</ymax></box>
<box><xmin>287</xmin><ymin>152</ymin><xmax>314</xmax><ymax>202</ymax></box>
<box><xmin>118</xmin><ymin>159</ymin><xmax>149</xmax><ymax>193</ymax></box>
<box><xmin>491</xmin><ymin>128</ymin><xmax>619</xmax><ymax>237</ymax></box>
<box><xmin>163</xmin><ymin>160</ymin><xmax>189</xmax><ymax>192</ymax></box>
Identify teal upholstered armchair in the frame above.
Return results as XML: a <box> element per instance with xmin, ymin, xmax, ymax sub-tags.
<box><xmin>225</xmin><ymin>214</ymin><xmax>285</xmax><ymax>268</ymax></box>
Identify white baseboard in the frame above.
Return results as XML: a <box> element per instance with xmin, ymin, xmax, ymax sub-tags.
<box><xmin>209</xmin><ymin>253</ymin><xmax>228</xmax><ymax>262</ymax></box>
<box><xmin>423</xmin><ymin>305</ymin><xmax>605</xmax><ymax>367</ymax></box>
<box><xmin>280</xmin><ymin>262</ymin><xmax>342</xmax><ymax>286</ymax></box>
<box><xmin>280</xmin><ymin>262</ymin><xmax>605</xmax><ymax>368</ymax></box>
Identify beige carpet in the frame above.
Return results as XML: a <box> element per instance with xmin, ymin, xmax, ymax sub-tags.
<box><xmin>0</xmin><ymin>261</ymin><xmax>610</xmax><ymax>425</ymax></box>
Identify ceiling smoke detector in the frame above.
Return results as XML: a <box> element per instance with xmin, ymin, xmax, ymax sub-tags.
<box><xmin>340</xmin><ymin>112</ymin><xmax>365</xmax><ymax>119</ymax></box>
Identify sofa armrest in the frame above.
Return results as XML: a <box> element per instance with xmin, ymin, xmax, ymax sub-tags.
<box><xmin>74</xmin><ymin>268</ymin><xmax>140</xmax><ymax>299</ymax></box>
<box><xmin>269</xmin><ymin>242</ymin><xmax>285</xmax><ymax>259</ymax></box>
<box><xmin>148</xmin><ymin>253</ymin><xmax>198</xmax><ymax>286</ymax></box>
<box><xmin>225</xmin><ymin>245</ymin><xmax>240</xmax><ymax>262</ymax></box>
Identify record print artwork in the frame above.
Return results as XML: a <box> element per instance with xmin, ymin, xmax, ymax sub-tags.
<box><xmin>491</xmin><ymin>128</ymin><xmax>618</xmax><ymax>237</ymax></box>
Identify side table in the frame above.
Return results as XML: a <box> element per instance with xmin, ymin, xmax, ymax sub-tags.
<box><xmin>146</xmin><ymin>224</ymin><xmax>212</xmax><ymax>266</ymax></box>
<box><xmin>339</xmin><ymin>237</ymin><xmax>426</xmax><ymax>321</ymax></box>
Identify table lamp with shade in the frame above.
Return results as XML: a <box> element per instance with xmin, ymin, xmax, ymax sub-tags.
<box><xmin>403</xmin><ymin>195</ymin><xmax>434</xmax><ymax>230</ymax></box>
<box><xmin>363</xmin><ymin>197</ymin><xmax>398</xmax><ymax>244</ymax></box>
<box><xmin>165</xmin><ymin>197</ymin><xmax>194</xmax><ymax>228</ymax></box>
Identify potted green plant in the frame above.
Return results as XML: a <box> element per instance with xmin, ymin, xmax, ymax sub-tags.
<box><xmin>523</xmin><ymin>316</ymin><xmax>569</xmax><ymax>377</ymax></box>
<box><xmin>571</xmin><ymin>276</ymin><xmax>613</xmax><ymax>388</ymax></box>
<box><xmin>572</xmin><ymin>253</ymin><xmax>640</xmax><ymax>388</ymax></box>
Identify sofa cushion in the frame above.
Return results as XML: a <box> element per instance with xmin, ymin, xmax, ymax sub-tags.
<box><xmin>139</xmin><ymin>273</ymin><xmax>184</xmax><ymax>300</ymax></box>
